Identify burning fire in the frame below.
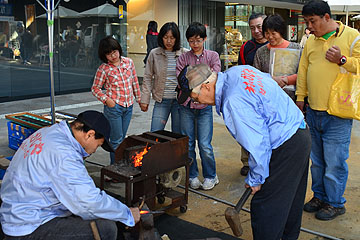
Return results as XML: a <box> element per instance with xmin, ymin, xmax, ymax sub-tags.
<box><xmin>132</xmin><ymin>145</ymin><xmax>151</xmax><ymax>167</ymax></box>
<box><xmin>140</xmin><ymin>210</ymin><xmax>149</xmax><ymax>215</ymax></box>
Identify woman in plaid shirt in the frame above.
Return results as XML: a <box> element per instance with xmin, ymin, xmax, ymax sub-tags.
<box><xmin>92</xmin><ymin>36</ymin><xmax>141</xmax><ymax>164</ymax></box>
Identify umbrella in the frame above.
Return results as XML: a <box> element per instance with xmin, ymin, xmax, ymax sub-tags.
<box><xmin>80</xmin><ymin>3</ymin><xmax>125</xmax><ymax>18</ymax></box>
<box><xmin>326</xmin><ymin>0</ymin><xmax>360</xmax><ymax>25</ymax></box>
<box><xmin>80</xmin><ymin>3</ymin><xmax>127</xmax><ymax>36</ymax></box>
<box><xmin>37</xmin><ymin>6</ymin><xmax>79</xmax><ymax>18</ymax></box>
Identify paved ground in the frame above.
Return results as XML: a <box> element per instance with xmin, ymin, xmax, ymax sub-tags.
<box><xmin>0</xmin><ymin>91</ymin><xmax>359</xmax><ymax>240</ymax></box>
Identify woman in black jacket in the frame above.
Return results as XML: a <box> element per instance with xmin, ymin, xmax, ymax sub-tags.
<box><xmin>143</xmin><ymin>21</ymin><xmax>158</xmax><ymax>64</ymax></box>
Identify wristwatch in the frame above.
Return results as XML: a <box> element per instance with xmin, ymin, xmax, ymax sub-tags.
<box><xmin>338</xmin><ymin>55</ymin><xmax>347</xmax><ymax>66</ymax></box>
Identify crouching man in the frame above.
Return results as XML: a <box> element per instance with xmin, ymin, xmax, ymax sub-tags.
<box><xmin>177</xmin><ymin>64</ymin><xmax>311</xmax><ymax>240</ymax></box>
<box><xmin>0</xmin><ymin>110</ymin><xmax>140</xmax><ymax>239</ymax></box>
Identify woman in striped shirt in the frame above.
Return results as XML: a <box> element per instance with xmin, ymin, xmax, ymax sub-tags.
<box><xmin>140</xmin><ymin>22</ymin><xmax>187</xmax><ymax>133</ymax></box>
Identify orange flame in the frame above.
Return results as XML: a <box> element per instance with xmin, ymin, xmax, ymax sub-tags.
<box><xmin>132</xmin><ymin>145</ymin><xmax>151</xmax><ymax>167</ymax></box>
<box><xmin>140</xmin><ymin>210</ymin><xmax>149</xmax><ymax>215</ymax></box>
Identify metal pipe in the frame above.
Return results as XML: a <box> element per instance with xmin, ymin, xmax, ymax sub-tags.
<box><xmin>177</xmin><ymin>185</ymin><xmax>341</xmax><ymax>240</ymax></box>
<box><xmin>84</xmin><ymin>160</ymin><xmax>106</xmax><ymax>167</ymax></box>
<box><xmin>36</xmin><ymin>0</ymin><xmax>57</xmax><ymax>124</ymax></box>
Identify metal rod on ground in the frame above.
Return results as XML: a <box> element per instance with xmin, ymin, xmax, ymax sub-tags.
<box><xmin>177</xmin><ymin>185</ymin><xmax>341</xmax><ymax>240</ymax></box>
<box><xmin>177</xmin><ymin>185</ymin><xmax>250</xmax><ymax>213</ymax></box>
<box><xmin>85</xmin><ymin>160</ymin><xmax>106</xmax><ymax>167</ymax></box>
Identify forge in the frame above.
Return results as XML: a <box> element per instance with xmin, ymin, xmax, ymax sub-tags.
<box><xmin>100</xmin><ymin>130</ymin><xmax>189</xmax><ymax>213</ymax></box>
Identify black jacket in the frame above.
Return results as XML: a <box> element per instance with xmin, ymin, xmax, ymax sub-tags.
<box><xmin>238</xmin><ymin>39</ymin><xmax>267</xmax><ymax>66</ymax></box>
<box><xmin>144</xmin><ymin>34</ymin><xmax>158</xmax><ymax>64</ymax></box>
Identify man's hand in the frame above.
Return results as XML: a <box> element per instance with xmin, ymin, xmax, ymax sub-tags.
<box><xmin>130</xmin><ymin>207</ymin><xmax>140</xmax><ymax>224</ymax></box>
<box><xmin>272</xmin><ymin>76</ymin><xmax>288</xmax><ymax>88</ymax></box>
<box><xmin>326</xmin><ymin>45</ymin><xmax>342</xmax><ymax>64</ymax></box>
<box><xmin>105</xmin><ymin>98</ymin><xmax>116</xmax><ymax>108</ymax></box>
<box><xmin>245</xmin><ymin>183</ymin><xmax>261</xmax><ymax>195</ymax></box>
<box><xmin>296</xmin><ymin>101</ymin><xmax>305</xmax><ymax>113</ymax></box>
<box><xmin>139</xmin><ymin>103</ymin><xmax>149</xmax><ymax>112</ymax></box>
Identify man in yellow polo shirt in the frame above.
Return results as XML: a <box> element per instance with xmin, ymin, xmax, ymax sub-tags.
<box><xmin>296</xmin><ymin>0</ymin><xmax>360</xmax><ymax>221</ymax></box>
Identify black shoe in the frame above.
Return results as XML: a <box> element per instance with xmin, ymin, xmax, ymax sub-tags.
<box><xmin>315</xmin><ymin>204</ymin><xmax>346</xmax><ymax>221</ymax></box>
<box><xmin>304</xmin><ymin>197</ymin><xmax>324</xmax><ymax>213</ymax></box>
<box><xmin>240</xmin><ymin>166</ymin><xmax>249</xmax><ymax>176</ymax></box>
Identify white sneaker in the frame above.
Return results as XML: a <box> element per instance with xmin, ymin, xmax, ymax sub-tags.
<box><xmin>202</xmin><ymin>175</ymin><xmax>219</xmax><ymax>190</ymax></box>
<box><xmin>189</xmin><ymin>177</ymin><xmax>202</xmax><ymax>189</ymax></box>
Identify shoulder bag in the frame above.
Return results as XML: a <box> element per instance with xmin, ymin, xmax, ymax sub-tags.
<box><xmin>327</xmin><ymin>36</ymin><xmax>360</xmax><ymax>120</ymax></box>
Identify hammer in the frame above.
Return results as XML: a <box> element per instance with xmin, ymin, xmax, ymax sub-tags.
<box><xmin>225</xmin><ymin>188</ymin><xmax>252</xmax><ymax>237</ymax></box>
<box><xmin>90</xmin><ymin>221</ymin><xmax>101</xmax><ymax>240</ymax></box>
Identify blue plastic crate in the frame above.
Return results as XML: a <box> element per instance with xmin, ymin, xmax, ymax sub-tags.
<box><xmin>0</xmin><ymin>157</ymin><xmax>12</xmax><ymax>180</ymax></box>
<box><xmin>8</xmin><ymin>136</ymin><xmax>24</xmax><ymax>151</ymax></box>
<box><xmin>7</xmin><ymin>121</ymin><xmax>36</xmax><ymax>151</ymax></box>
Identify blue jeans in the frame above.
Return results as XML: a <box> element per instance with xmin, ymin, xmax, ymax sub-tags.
<box><xmin>104</xmin><ymin>104</ymin><xmax>133</xmax><ymax>164</ymax></box>
<box><xmin>179</xmin><ymin>105</ymin><xmax>216</xmax><ymax>179</ymax></box>
<box><xmin>306</xmin><ymin>108</ymin><xmax>352</xmax><ymax>208</ymax></box>
<box><xmin>5</xmin><ymin>215</ymin><xmax>117</xmax><ymax>240</ymax></box>
<box><xmin>151</xmin><ymin>98</ymin><xmax>181</xmax><ymax>133</ymax></box>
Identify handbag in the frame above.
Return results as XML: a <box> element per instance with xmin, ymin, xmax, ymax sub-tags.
<box><xmin>327</xmin><ymin>36</ymin><xmax>360</xmax><ymax>120</ymax></box>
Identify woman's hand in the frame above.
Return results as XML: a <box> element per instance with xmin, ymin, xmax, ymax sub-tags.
<box><xmin>139</xmin><ymin>103</ymin><xmax>149</xmax><ymax>112</ymax></box>
<box><xmin>105</xmin><ymin>98</ymin><xmax>116</xmax><ymax>108</ymax></box>
<box><xmin>272</xmin><ymin>76</ymin><xmax>288</xmax><ymax>88</ymax></box>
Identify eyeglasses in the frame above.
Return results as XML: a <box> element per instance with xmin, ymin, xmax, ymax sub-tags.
<box><xmin>188</xmin><ymin>39</ymin><xmax>204</xmax><ymax>45</ymax></box>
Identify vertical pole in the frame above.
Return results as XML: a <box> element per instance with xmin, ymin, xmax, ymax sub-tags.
<box><xmin>57</xmin><ymin>5</ymin><xmax>61</xmax><ymax>91</ymax></box>
<box><xmin>47</xmin><ymin>0</ymin><xmax>56</xmax><ymax>124</ymax></box>
<box><xmin>36</xmin><ymin>0</ymin><xmax>58</xmax><ymax>124</ymax></box>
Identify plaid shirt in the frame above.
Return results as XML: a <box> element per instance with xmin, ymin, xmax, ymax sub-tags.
<box><xmin>92</xmin><ymin>56</ymin><xmax>141</xmax><ymax>107</ymax></box>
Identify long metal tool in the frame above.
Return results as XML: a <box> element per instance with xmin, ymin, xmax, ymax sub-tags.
<box><xmin>177</xmin><ymin>185</ymin><xmax>341</xmax><ymax>240</ymax></box>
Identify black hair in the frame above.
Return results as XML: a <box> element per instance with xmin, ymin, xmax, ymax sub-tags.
<box><xmin>302</xmin><ymin>0</ymin><xmax>331</xmax><ymax>18</ymax></box>
<box><xmin>98</xmin><ymin>36</ymin><xmax>123</xmax><ymax>63</ymax></box>
<box><xmin>70</xmin><ymin>119</ymin><xmax>103</xmax><ymax>140</ymax></box>
<box><xmin>147</xmin><ymin>20</ymin><xmax>158</xmax><ymax>33</ymax></box>
<box><xmin>262</xmin><ymin>14</ymin><xmax>287</xmax><ymax>39</ymax></box>
<box><xmin>158</xmin><ymin>22</ymin><xmax>181</xmax><ymax>51</ymax></box>
<box><xmin>185</xmin><ymin>22</ymin><xmax>207</xmax><ymax>40</ymax></box>
<box><xmin>248</xmin><ymin>13</ymin><xmax>266</xmax><ymax>24</ymax></box>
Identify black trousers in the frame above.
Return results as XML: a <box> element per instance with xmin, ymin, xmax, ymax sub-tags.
<box><xmin>5</xmin><ymin>215</ymin><xmax>117</xmax><ymax>240</ymax></box>
<box><xmin>251</xmin><ymin>126</ymin><xmax>311</xmax><ymax>240</ymax></box>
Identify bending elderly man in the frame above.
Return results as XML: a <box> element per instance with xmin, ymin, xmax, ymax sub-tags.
<box><xmin>0</xmin><ymin>110</ymin><xmax>140</xmax><ymax>239</ymax></box>
<box><xmin>177</xmin><ymin>64</ymin><xmax>311</xmax><ymax>240</ymax></box>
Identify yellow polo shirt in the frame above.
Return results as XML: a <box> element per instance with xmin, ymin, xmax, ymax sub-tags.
<box><xmin>296</xmin><ymin>21</ymin><xmax>360</xmax><ymax>111</ymax></box>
